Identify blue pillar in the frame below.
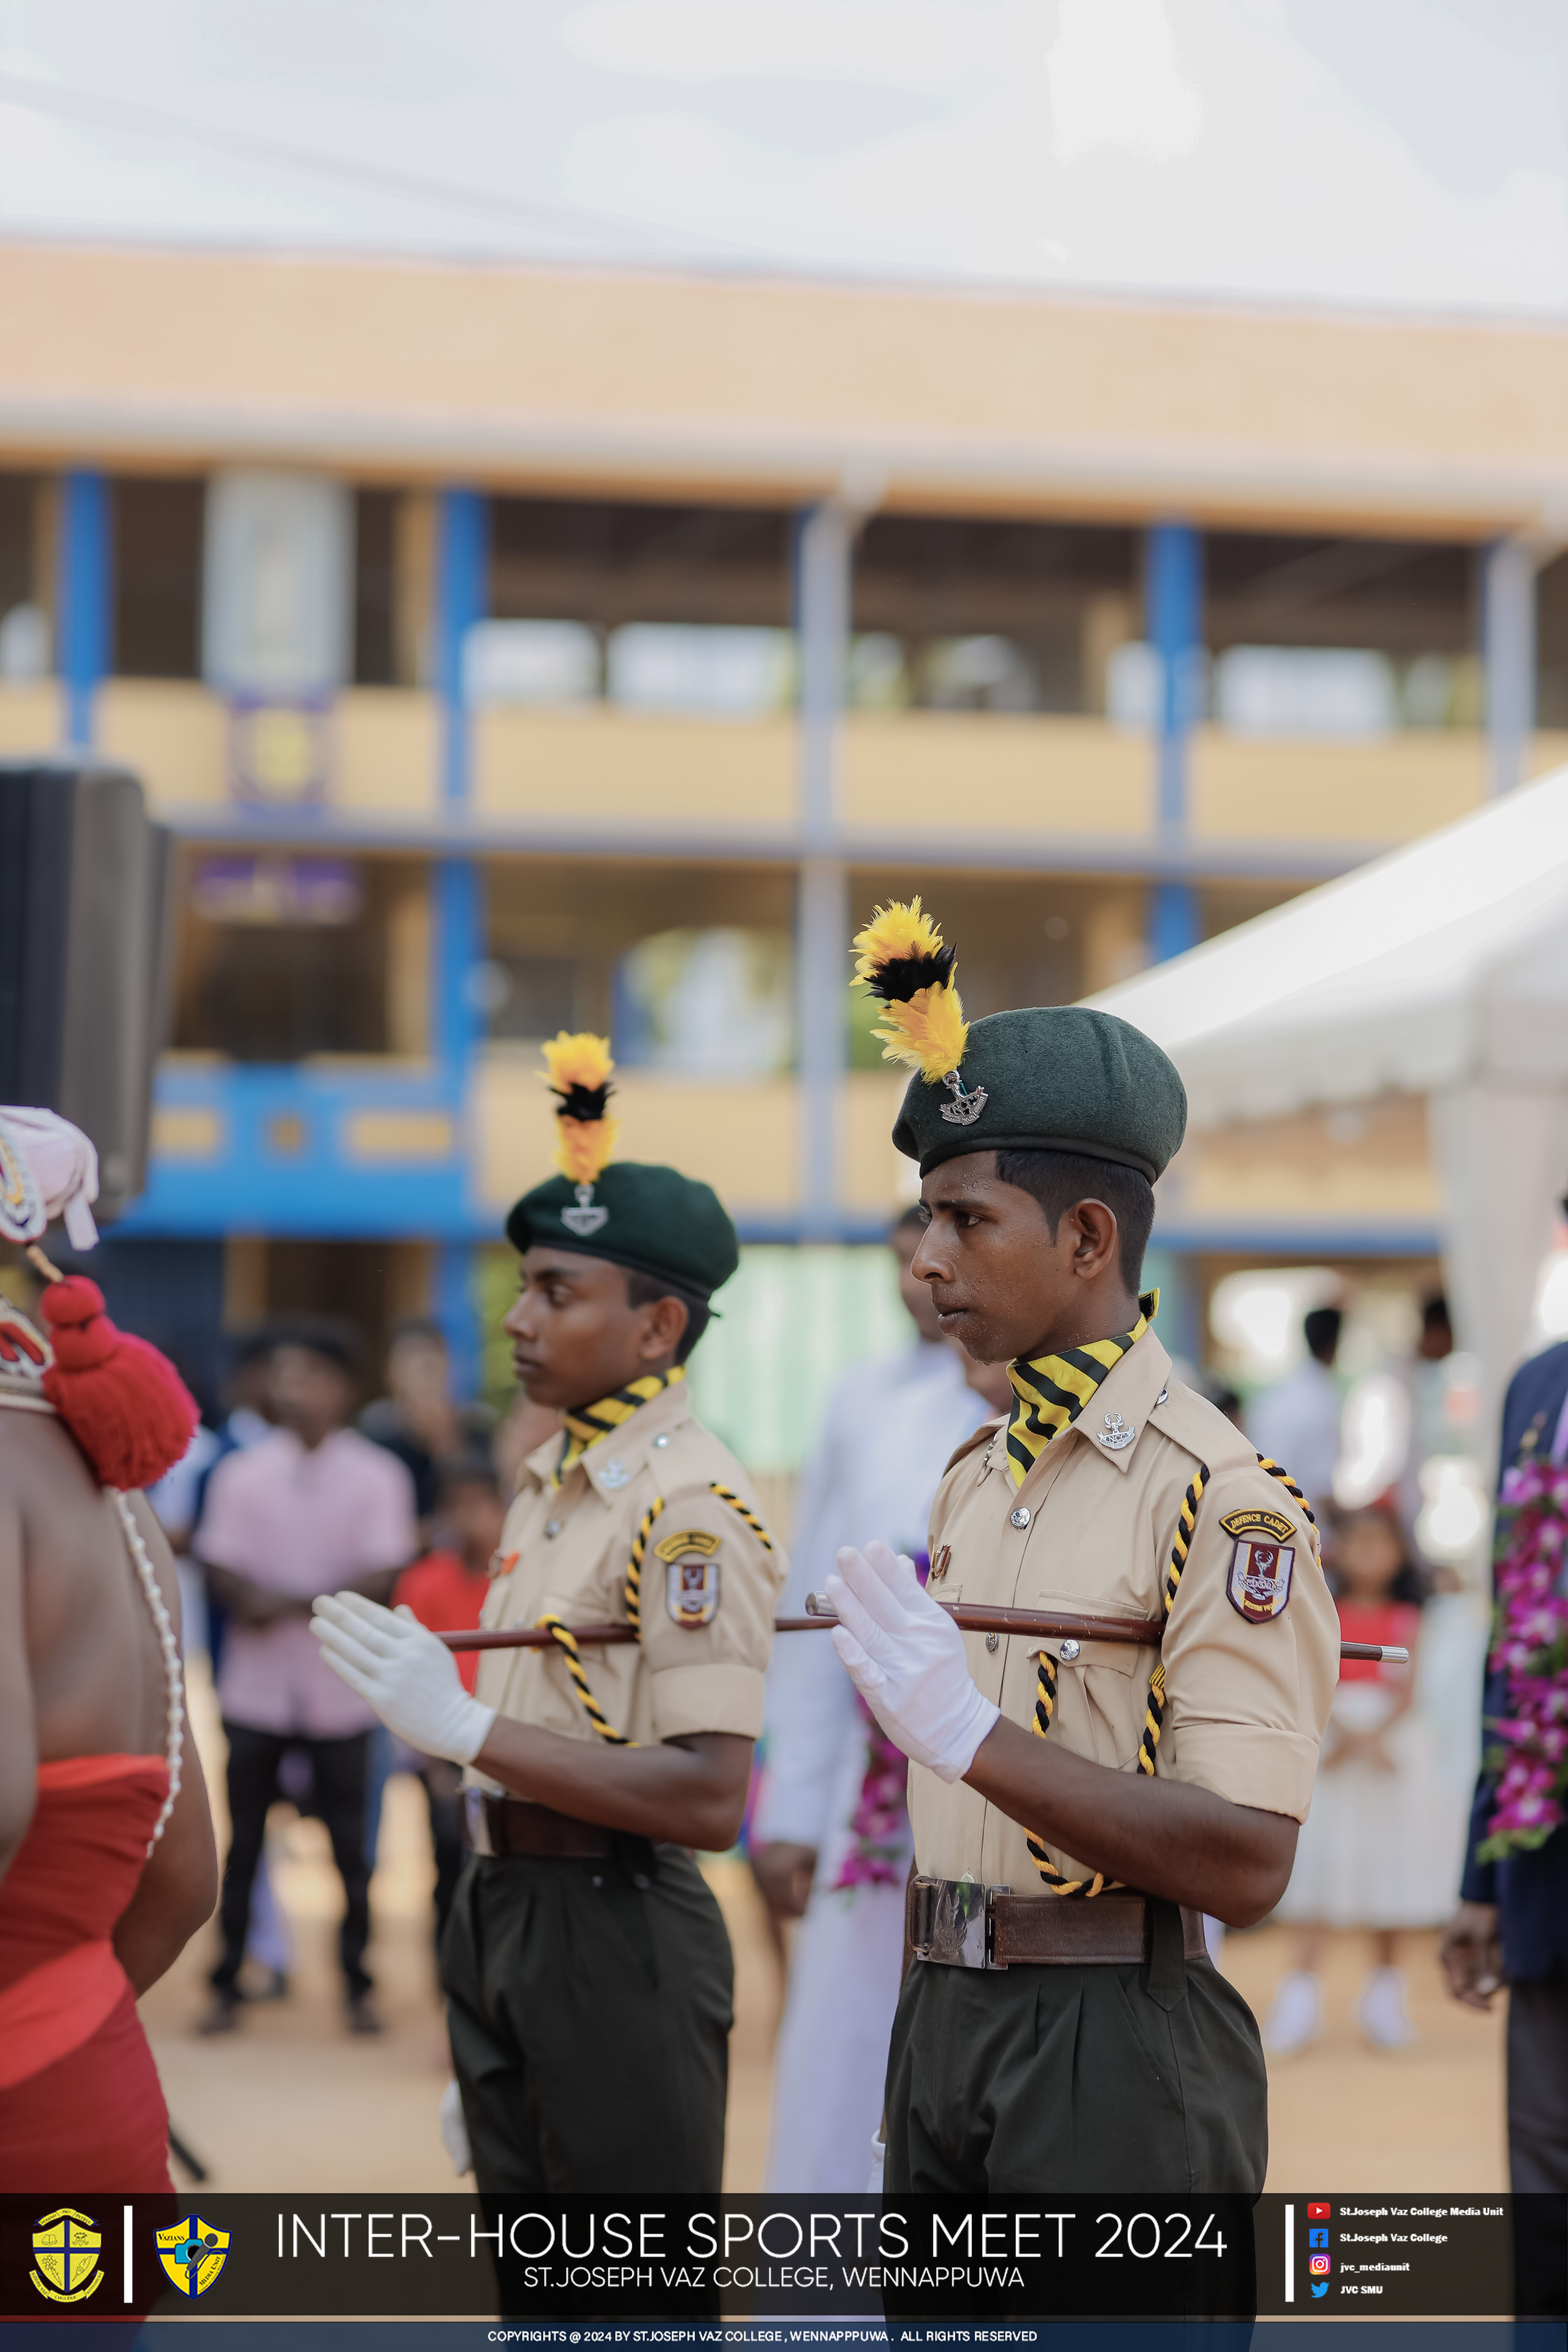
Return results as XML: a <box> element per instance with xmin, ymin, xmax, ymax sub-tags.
<box><xmin>1146</xmin><ymin>519</ymin><xmax>1202</xmax><ymax>962</ymax></box>
<box><xmin>1148</xmin><ymin>878</ymin><xmax>1201</xmax><ymax>964</ymax></box>
<box><xmin>432</xmin><ymin>486</ymin><xmax>488</xmax><ymax>1388</ymax></box>
<box><xmin>59</xmin><ymin>470</ymin><xmax>110</xmax><ymax>748</ymax></box>
<box><xmin>435</xmin><ymin>486</ymin><xmax>488</xmax><ymax>805</ymax></box>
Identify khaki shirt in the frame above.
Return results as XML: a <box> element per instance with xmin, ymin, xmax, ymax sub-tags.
<box><xmin>469</xmin><ymin>1378</ymin><xmax>787</xmax><ymax>1786</ymax></box>
<box><xmin>911</xmin><ymin>1326</ymin><xmax>1339</xmax><ymax>1894</ymax></box>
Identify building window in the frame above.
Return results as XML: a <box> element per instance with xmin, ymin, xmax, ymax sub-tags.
<box><xmin>477</xmin><ymin>496</ymin><xmax>793</xmax><ymax>716</ymax></box>
<box><xmin>0</xmin><ymin>473</ymin><xmax>46</xmax><ymax>680</ymax></box>
<box><xmin>113</xmin><ymin>477</ymin><xmax>204</xmax><ymax>679</ymax></box>
<box><xmin>852</xmin><ymin>514</ymin><xmax>1138</xmax><ymax>715</ymax></box>
<box><xmin>1201</xmin><ymin>532</ymin><xmax>1480</xmax><ymax>735</ymax></box>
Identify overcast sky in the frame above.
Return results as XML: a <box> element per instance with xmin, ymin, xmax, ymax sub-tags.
<box><xmin>0</xmin><ymin>0</ymin><xmax>1564</xmax><ymax>314</ymax></box>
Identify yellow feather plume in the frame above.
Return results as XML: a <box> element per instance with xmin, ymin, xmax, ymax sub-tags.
<box><xmin>872</xmin><ymin>982</ymin><xmax>969</xmax><ymax>1084</ymax></box>
<box><xmin>851</xmin><ymin>897</ymin><xmax>946</xmax><ymax>988</ymax></box>
<box><xmin>540</xmin><ymin>1031</ymin><xmax>614</xmax><ymax>1094</ymax></box>
<box><xmin>538</xmin><ymin>1031</ymin><xmax>618</xmax><ymax>1185</ymax></box>
<box><xmin>555</xmin><ymin>1114</ymin><xmax>620</xmax><ymax>1187</ymax></box>
<box><xmin>851</xmin><ymin>896</ymin><xmax>968</xmax><ymax>1083</ymax></box>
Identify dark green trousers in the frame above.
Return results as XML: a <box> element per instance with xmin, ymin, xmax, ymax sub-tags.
<box><xmin>886</xmin><ymin>1906</ymin><xmax>1267</xmax><ymax>2193</ymax></box>
<box><xmin>442</xmin><ymin>1844</ymin><xmax>733</xmax><ymax>2193</ymax></box>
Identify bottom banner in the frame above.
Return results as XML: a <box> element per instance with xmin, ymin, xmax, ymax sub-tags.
<box><xmin>0</xmin><ymin>2195</ymin><xmax>1561</xmax><ymax>2325</ymax></box>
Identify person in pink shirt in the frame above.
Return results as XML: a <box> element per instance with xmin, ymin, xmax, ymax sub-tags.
<box><xmin>195</xmin><ymin>1324</ymin><xmax>417</xmax><ymax>2035</ymax></box>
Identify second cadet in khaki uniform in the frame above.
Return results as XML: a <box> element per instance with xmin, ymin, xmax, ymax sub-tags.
<box><xmin>824</xmin><ymin>903</ymin><xmax>1340</xmax><ymax>2193</ymax></box>
<box><xmin>313</xmin><ymin>1036</ymin><xmax>785</xmax><ymax>2194</ymax></box>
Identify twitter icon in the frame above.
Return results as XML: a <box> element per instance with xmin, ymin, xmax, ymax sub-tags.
<box><xmin>1311</xmin><ymin>2283</ymin><xmax>1329</xmax><ymax>2300</ymax></box>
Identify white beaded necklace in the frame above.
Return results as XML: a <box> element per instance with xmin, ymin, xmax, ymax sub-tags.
<box><xmin>111</xmin><ymin>1491</ymin><xmax>186</xmax><ymax>1852</ymax></box>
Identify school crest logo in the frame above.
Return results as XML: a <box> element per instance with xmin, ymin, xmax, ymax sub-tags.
<box><xmin>30</xmin><ymin>2208</ymin><xmax>103</xmax><ymax>2303</ymax></box>
<box><xmin>656</xmin><ymin>1528</ymin><xmax>721</xmax><ymax>1628</ymax></box>
<box><xmin>156</xmin><ymin>2214</ymin><xmax>231</xmax><ymax>2297</ymax></box>
<box><xmin>1225</xmin><ymin>1536</ymin><xmax>1295</xmax><ymax>1623</ymax></box>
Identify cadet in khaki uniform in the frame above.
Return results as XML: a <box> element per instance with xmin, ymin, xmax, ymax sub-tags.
<box><xmin>826</xmin><ymin>904</ymin><xmax>1339</xmax><ymax>2193</ymax></box>
<box><xmin>313</xmin><ymin>1036</ymin><xmax>785</xmax><ymax>2192</ymax></box>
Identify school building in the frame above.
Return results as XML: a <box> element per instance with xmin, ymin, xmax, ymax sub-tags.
<box><xmin>2</xmin><ymin>240</ymin><xmax>1566</xmax><ymax>1441</ymax></box>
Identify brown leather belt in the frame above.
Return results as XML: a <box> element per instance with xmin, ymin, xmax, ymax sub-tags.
<box><xmin>908</xmin><ymin>1875</ymin><xmax>1208</xmax><ymax>1969</ymax></box>
<box><xmin>464</xmin><ymin>1791</ymin><xmax>614</xmax><ymax>1860</ymax></box>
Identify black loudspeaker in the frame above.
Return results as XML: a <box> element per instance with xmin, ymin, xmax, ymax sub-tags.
<box><xmin>0</xmin><ymin>758</ymin><xmax>174</xmax><ymax>1222</ymax></box>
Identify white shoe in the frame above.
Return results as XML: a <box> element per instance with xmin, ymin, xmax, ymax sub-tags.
<box><xmin>1264</xmin><ymin>1969</ymin><xmax>1324</xmax><ymax>2054</ymax></box>
<box><xmin>1357</xmin><ymin>1965</ymin><xmax>1416</xmax><ymax>2049</ymax></box>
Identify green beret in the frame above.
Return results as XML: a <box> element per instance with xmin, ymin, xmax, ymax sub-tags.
<box><xmin>505</xmin><ymin>1162</ymin><xmax>740</xmax><ymax>1299</ymax></box>
<box><xmin>891</xmin><ymin>1006</ymin><xmax>1186</xmax><ymax>1182</ymax></box>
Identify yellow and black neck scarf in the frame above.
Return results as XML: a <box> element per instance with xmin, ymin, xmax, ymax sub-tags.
<box><xmin>1004</xmin><ymin>1290</ymin><xmax>1157</xmax><ymax>1490</ymax></box>
<box><xmin>553</xmin><ymin>1365</ymin><xmax>685</xmax><ymax>1488</ymax></box>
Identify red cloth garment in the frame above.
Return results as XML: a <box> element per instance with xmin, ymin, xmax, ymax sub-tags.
<box><xmin>394</xmin><ymin>1550</ymin><xmax>491</xmax><ymax>1693</ymax></box>
<box><xmin>0</xmin><ymin>1753</ymin><xmax>173</xmax><ymax>2192</ymax></box>
<box><xmin>1337</xmin><ymin>1597</ymin><xmax>1420</xmax><ymax>1685</ymax></box>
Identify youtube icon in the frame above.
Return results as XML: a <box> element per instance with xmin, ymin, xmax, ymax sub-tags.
<box><xmin>1308</xmin><ymin>2202</ymin><xmax>1331</xmax><ymax>2220</ymax></box>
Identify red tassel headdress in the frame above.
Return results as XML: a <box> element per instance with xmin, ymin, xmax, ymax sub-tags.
<box><xmin>37</xmin><ymin>1278</ymin><xmax>198</xmax><ymax>1492</ymax></box>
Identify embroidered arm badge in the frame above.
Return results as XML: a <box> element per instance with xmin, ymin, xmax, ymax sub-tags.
<box><xmin>654</xmin><ymin>1527</ymin><xmax>722</xmax><ymax>1628</ymax></box>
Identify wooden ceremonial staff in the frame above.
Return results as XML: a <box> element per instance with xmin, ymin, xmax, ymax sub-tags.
<box><xmin>439</xmin><ymin>1597</ymin><xmax>1407</xmax><ymax>1667</ymax></box>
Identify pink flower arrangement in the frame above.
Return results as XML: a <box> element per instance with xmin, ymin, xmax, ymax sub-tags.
<box><xmin>831</xmin><ymin>1693</ymin><xmax>911</xmax><ymax>1892</ymax></box>
<box><xmin>1478</xmin><ymin>1454</ymin><xmax>1568</xmax><ymax>1863</ymax></box>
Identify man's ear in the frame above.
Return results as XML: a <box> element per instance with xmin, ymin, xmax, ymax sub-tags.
<box><xmin>636</xmin><ymin>1292</ymin><xmax>690</xmax><ymax>1363</ymax></box>
<box><xmin>1068</xmin><ymin>1199</ymin><xmax>1120</xmax><ymax>1279</ymax></box>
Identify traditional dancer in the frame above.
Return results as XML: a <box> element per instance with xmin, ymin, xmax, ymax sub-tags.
<box><xmin>0</xmin><ymin>1107</ymin><xmax>217</xmax><ymax>2193</ymax></box>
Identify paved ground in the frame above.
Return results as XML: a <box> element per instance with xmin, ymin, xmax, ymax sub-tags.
<box><xmin>143</xmin><ymin>1688</ymin><xmax>1506</xmax><ymax>2195</ymax></box>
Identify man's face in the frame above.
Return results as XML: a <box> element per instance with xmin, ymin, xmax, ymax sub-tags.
<box><xmin>909</xmin><ymin>1151</ymin><xmax>1121</xmax><ymax>1365</ymax></box>
<box><xmin>389</xmin><ymin>1334</ymin><xmax>449</xmax><ymax>1412</ymax></box>
<box><xmin>270</xmin><ymin>1345</ymin><xmax>356</xmax><ymax>1443</ymax></box>
<box><xmin>501</xmin><ymin>1247</ymin><xmax>682</xmax><ymax>1411</ymax></box>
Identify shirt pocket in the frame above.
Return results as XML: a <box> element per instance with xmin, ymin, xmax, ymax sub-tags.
<box><xmin>1029</xmin><ymin>1636</ymin><xmax>1144</xmax><ymax>1773</ymax></box>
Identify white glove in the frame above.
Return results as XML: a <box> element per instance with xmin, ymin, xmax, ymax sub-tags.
<box><xmin>439</xmin><ymin>2077</ymin><xmax>472</xmax><ymax>2177</ymax></box>
<box><xmin>311</xmin><ymin>1592</ymin><xmax>496</xmax><ymax>1766</ymax></box>
<box><xmin>827</xmin><ymin>1540</ymin><xmax>999</xmax><ymax>1784</ymax></box>
<box><xmin>867</xmin><ymin>2130</ymin><xmax>886</xmax><ymax>2195</ymax></box>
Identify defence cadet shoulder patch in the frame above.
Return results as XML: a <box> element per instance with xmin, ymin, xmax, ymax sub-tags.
<box><xmin>655</xmin><ymin>1528</ymin><xmax>722</xmax><ymax>1629</ymax></box>
<box><xmin>1225</xmin><ymin>1532</ymin><xmax>1295</xmax><ymax>1624</ymax></box>
<box><xmin>1219</xmin><ymin>1507</ymin><xmax>1296</xmax><ymax>1543</ymax></box>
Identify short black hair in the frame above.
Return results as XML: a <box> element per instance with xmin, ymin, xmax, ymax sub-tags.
<box><xmin>1422</xmin><ymin>1294</ymin><xmax>1451</xmax><ymax>1332</ymax></box>
<box><xmin>270</xmin><ymin>1315</ymin><xmax>362</xmax><ymax>1381</ymax></box>
<box><xmin>623</xmin><ymin>1267</ymin><xmax>712</xmax><ymax>1365</ymax></box>
<box><xmin>993</xmin><ymin>1148</ymin><xmax>1155</xmax><ymax>1289</ymax></box>
<box><xmin>1303</xmin><ymin>1306</ymin><xmax>1342</xmax><ymax>1362</ymax></box>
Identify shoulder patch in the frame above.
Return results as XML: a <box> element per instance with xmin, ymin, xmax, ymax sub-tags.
<box><xmin>662</xmin><ymin>1530</ymin><xmax>721</xmax><ymax>1628</ymax></box>
<box><xmin>1219</xmin><ymin>1507</ymin><xmax>1296</xmax><ymax>1544</ymax></box>
<box><xmin>943</xmin><ymin>1418</ymin><xmax>1001</xmax><ymax>1478</ymax></box>
<box><xmin>653</xmin><ymin>1527</ymin><xmax>721</xmax><ymax>1564</ymax></box>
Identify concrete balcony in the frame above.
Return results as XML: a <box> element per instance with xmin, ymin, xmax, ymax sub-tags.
<box><xmin>5</xmin><ymin>677</ymin><xmax>1559</xmax><ymax>871</ymax></box>
<box><xmin>126</xmin><ymin>1049</ymin><xmax>912</xmax><ymax>1241</ymax></box>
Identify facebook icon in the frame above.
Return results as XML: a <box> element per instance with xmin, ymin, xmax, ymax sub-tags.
<box><xmin>1309</xmin><ymin>2228</ymin><xmax>1328</xmax><ymax>2247</ymax></box>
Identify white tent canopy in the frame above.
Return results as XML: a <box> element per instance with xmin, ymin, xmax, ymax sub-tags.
<box><xmin>1091</xmin><ymin>763</ymin><xmax>1568</xmax><ymax>1424</ymax></box>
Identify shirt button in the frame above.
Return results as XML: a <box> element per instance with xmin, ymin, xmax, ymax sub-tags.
<box><xmin>1010</xmin><ymin>1506</ymin><xmax>1031</xmax><ymax>1529</ymax></box>
<box><xmin>1059</xmin><ymin>1638</ymin><xmax>1081</xmax><ymax>1662</ymax></box>
<box><xmin>652</xmin><ymin>1433</ymin><xmax>671</xmax><ymax>1449</ymax></box>
<box><xmin>544</xmin><ymin>1521</ymin><xmax>562</xmax><ymax>1539</ymax></box>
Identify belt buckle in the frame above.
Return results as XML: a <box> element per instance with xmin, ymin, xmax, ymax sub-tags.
<box><xmin>464</xmin><ymin>1788</ymin><xmax>495</xmax><ymax>1857</ymax></box>
<box><xmin>911</xmin><ymin>1876</ymin><xmax>1012</xmax><ymax>1970</ymax></box>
